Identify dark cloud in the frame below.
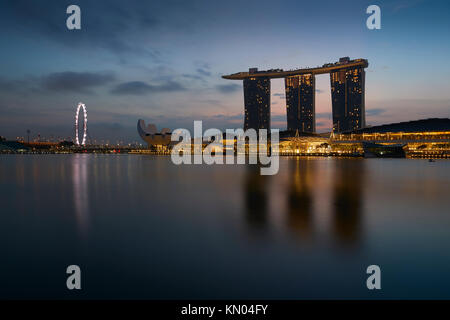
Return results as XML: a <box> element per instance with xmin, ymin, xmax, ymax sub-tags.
<box><xmin>42</xmin><ymin>71</ymin><xmax>115</xmax><ymax>93</ymax></box>
<box><xmin>0</xmin><ymin>78</ymin><xmax>19</xmax><ymax>92</ymax></box>
<box><xmin>92</xmin><ymin>122</ymin><xmax>125</xmax><ymax>132</ymax></box>
<box><xmin>216</xmin><ymin>83</ymin><xmax>240</xmax><ymax>93</ymax></box>
<box><xmin>111</xmin><ymin>80</ymin><xmax>186</xmax><ymax>95</ymax></box>
<box><xmin>316</xmin><ymin>112</ymin><xmax>332</xmax><ymax>118</ymax></box>
<box><xmin>0</xmin><ymin>77</ymin><xmax>35</xmax><ymax>94</ymax></box>
<box><xmin>197</xmin><ymin>68</ymin><xmax>211</xmax><ymax>77</ymax></box>
<box><xmin>182</xmin><ymin>65</ymin><xmax>213</xmax><ymax>82</ymax></box>
<box><xmin>390</xmin><ymin>0</ymin><xmax>424</xmax><ymax>13</ymax></box>
<box><xmin>207</xmin><ymin>114</ymin><xmax>242</xmax><ymax>121</ymax></box>
<box><xmin>316</xmin><ymin>121</ymin><xmax>327</xmax><ymax>128</ymax></box>
<box><xmin>195</xmin><ymin>61</ymin><xmax>211</xmax><ymax>69</ymax></box>
<box><xmin>0</xmin><ymin>0</ymin><xmax>167</xmax><ymax>60</ymax></box>
<box><xmin>111</xmin><ymin>81</ymin><xmax>153</xmax><ymax>95</ymax></box>
<box><xmin>0</xmin><ymin>72</ymin><xmax>115</xmax><ymax>95</ymax></box>
<box><xmin>274</xmin><ymin>90</ymin><xmax>322</xmax><ymax>96</ymax></box>
<box><xmin>366</xmin><ymin>108</ymin><xmax>386</xmax><ymax>116</ymax></box>
<box><xmin>271</xmin><ymin>115</ymin><xmax>286</xmax><ymax>122</ymax></box>
<box><xmin>182</xmin><ymin>74</ymin><xmax>203</xmax><ymax>80</ymax></box>
<box><xmin>199</xmin><ymin>99</ymin><xmax>222</xmax><ymax>106</ymax></box>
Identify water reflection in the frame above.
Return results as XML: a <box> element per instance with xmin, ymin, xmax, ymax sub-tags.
<box><xmin>332</xmin><ymin>159</ymin><xmax>365</xmax><ymax>246</ymax></box>
<box><xmin>286</xmin><ymin>159</ymin><xmax>314</xmax><ymax>239</ymax></box>
<box><xmin>243</xmin><ymin>165</ymin><xmax>269</xmax><ymax>232</ymax></box>
<box><xmin>71</xmin><ymin>154</ymin><xmax>90</xmax><ymax>235</ymax></box>
<box><xmin>242</xmin><ymin>158</ymin><xmax>366</xmax><ymax>246</ymax></box>
<box><xmin>2</xmin><ymin>155</ymin><xmax>450</xmax><ymax>298</ymax></box>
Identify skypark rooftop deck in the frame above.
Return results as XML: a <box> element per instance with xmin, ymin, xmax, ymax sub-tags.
<box><xmin>222</xmin><ymin>58</ymin><xmax>368</xmax><ymax>80</ymax></box>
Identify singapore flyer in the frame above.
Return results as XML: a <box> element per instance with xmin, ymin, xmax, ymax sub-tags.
<box><xmin>75</xmin><ymin>102</ymin><xmax>87</xmax><ymax>146</ymax></box>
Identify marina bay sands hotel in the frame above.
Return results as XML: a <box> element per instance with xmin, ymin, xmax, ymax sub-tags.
<box><xmin>222</xmin><ymin>57</ymin><xmax>368</xmax><ymax>133</ymax></box>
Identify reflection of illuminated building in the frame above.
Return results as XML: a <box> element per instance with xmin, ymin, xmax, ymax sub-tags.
<box><xmin>285</xmin><ymin>74</ymin><xmax>315</xmax><ymax>133</ymax></box>
<box><xmin>243</xmin><ymin>166</ymin><xmax>268</xmax><ymax>231</ymax></box>
<box><xmin>72</xmin><ymin>154</ymin><xmax>89</xmax><ymax>236</ymax></box>
<box><xmin>286</xmin><ymin>159</ymin><xmax>313</xmax><ymax>238</ymax></box>
<box><xmin>332</xmin><ymin>160</ymin><xmax>364</xmax><ymax>245</ymax></box>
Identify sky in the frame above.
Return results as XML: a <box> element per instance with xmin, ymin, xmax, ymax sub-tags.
<box><xmin>0</xmin><ymin>0</ymin><xmax>449</xmax><ymax>143</ymax></box>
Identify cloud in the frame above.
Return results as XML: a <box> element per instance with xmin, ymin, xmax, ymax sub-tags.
<box><xmin>366</xmin><ymin>108</ymin><xmax>386</xmax><ymax>116</ymax></box>
<box><xmin>0</xmin><ymin>77</ymin><xmax>35</xmax><ymax>94</ymax></box>
<box><xmin>274</xmin><ymin>90</ymin><xmax>322</xmax><ymax>97</ymax></box>
<box><xmin>196</xmin><ymin>68</ymin><xmax>211</xmax><ymax>77</ymax></box>
<box><xmin>215</xmin><ymin>83</ymin><xmax>240</xmax><ymax>93</ymax></box>
<box><xmin>0</xmin><ymin>71</ymin><xmax>115</xmax><ymax>95</ymax></box>
<box><xmin>111</xmin><ymin>80</ymin><xmax>186</xmax><ymax>95</ymax></box>
<box><xmin>0</xmin><ymin>0</ymin><xmax>166</xmax><ymax>62</ymax></box>
<box><xmin>41</xmin><ymin>71</ymin><xmax>115</xmax><ymax>93</ymax></box>
<box><xmin>391</xmin><ymin>0</ymin><xmax>424</xmax><ymax>13</ymax></box>
<box><xmin>182</xmin><ymin>74</ymin><xmax>203</xmax><ymax>80</ymax></box>
<box><xmin>273</xmin><ymin>93</ymin><xmax>285</xmax><ymax>100</ymax></box>
<box><xmin>111</xmin><ymin>81</ymin><xmax>153</xmax><ymax>95</ymax></box>
<box><xmin>316</xmin><ymin>112</ymin><xmax>332</xmax><ymax>119</ymax></box>
<box><xmin>199</xmin><ymin>99</ymin><xmax>222</xmax><ymax>106</ymax></box>
<box><xmin>182</xmin><ymin>64</ymin><xmax>213</xmax><ymax>82</ymax></box>
<box><xmin>364</xmin><ymin>99</ymin><xmax>450</xmax><ymax>125</ymax></box>
<box><xmin>92</xmin><ymin>122</ymin><xmax>125</xmax><ymax>132</ymax></box>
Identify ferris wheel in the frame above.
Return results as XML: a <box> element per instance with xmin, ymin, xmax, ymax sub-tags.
<box><xmin>75</xmin><ymin>102</ymin><xmax>87</xmax><ymax>146</ymax></box>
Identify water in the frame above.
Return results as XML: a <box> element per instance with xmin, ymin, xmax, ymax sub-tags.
<box><xmin>1</xmin><ymin>154</ymin><xmax>450</xmax><ymax>299</ymax></box>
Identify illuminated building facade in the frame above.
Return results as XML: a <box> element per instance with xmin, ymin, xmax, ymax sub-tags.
<box><xmin>137</xmin><ymin>119</ymin><xmax>172</xmax><ymax>152</ymax></box>
<box><xmin>223</xmin><ymin>58</ymin><xmax>369</xmax><ymax>132</ymax></box>
<box><xmin>285</xmin><ymin>74</ymin><xmax>315</xmax><ymax>133</ymax></box>
<box><xmin>331</xmin><ymin>118</ymin><xmax>450</xmax><ymax>158</ymax></box>
<box><xmin>330</xmin><ymin>58</ymin><xmax>366</xmax><ymax>132</ymax></box>
<box><xmin>243</xmin><ymin>72</ymin><xmax>271</xmax><ymax>131</ymax></box>
<box><xmin>131</xmin><ymin>118</ymin><xmax>449</xmax><ymax>158</ymax></box>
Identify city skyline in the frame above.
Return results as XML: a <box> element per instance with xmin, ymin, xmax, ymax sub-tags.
<box><xmin>1</xmin><ymin>0</ymin><xmax>450</xmax><ymax>142</ymax></box>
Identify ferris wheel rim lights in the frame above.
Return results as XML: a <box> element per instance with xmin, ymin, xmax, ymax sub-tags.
<box><xmin>75</xmin><ymin>102</ymin><xmax>87</xmax><ymax>146</ymax></box>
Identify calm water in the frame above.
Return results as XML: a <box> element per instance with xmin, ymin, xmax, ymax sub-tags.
<box><xmin>1</xmin><ymin>154</ymin><xmax>450</xmax><ymax>299</ymax></box>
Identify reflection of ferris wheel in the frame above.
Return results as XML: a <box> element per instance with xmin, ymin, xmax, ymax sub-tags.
<box><xmin>75</xmin><ymin>102</ymin><xmax>88</xmax><ymax>145</ymax></box>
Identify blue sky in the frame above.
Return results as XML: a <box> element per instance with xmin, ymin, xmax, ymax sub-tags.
<box><xmin>0</xmin><ymin>0</ymin><xmax>449</xmax><ymax>143</ymax></box>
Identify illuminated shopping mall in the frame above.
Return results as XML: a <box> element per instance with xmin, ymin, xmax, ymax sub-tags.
<box><xmin>278</xmin><ymin>118</ymin><xmax>450</xmax><ymax>158</ymax></box>
<box><xmin>135</xmin><ymin>118</ymin><xmax>450</xmax><ymax>159</ymax></box>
